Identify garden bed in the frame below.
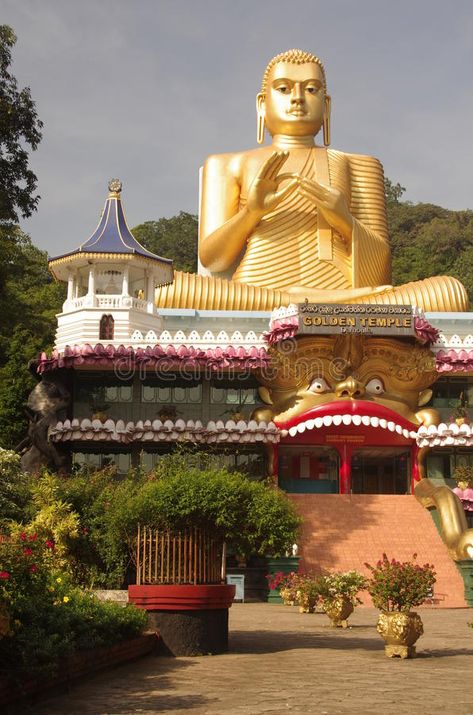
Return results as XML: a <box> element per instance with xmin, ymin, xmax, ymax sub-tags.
<box><xmin>0</xmin><ymin>632</ymin><xmax>158</xmax><ymax>709</ymax></box>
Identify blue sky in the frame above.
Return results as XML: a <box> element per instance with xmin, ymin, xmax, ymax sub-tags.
<box><xmin>4</xmin><ymin>0</ymin><xmax>473</xmax><ymax>255</ymax></box>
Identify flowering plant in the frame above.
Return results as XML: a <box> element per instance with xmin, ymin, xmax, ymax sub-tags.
<box><xmin>316</xmin><ymin>571</ymin><xmax>366</xmax><ymax>606</ymax></box>
<box><xmin>266</xmin><ymin>570</ymin><xmax>292</xmax><ymax>590</ymax></box>
<box><xmin>0</xmin><ymin>530</ymin><xmax>146</xmax><ymax>678</ymax></box>
<box><xmin>365</xmin><ymin>554</ymin><xmax>436</xmax><ymax>612</ymax></box>
<box><xmin>452</xmin><ymin>465</ymin><xmax>473</xmax><ymax>488</ymax></box>
<box><xmin>295</xmin><ymin>573</ymin><xmax>320</xmax><ymax>601</ymax></box>
<box><xmin>0</xmin><ymin>530</ymin><xmax>58</xmax><ymax>607</ymax></box>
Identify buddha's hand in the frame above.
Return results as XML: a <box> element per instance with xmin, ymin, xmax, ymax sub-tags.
<box><xmin>247</xmin><ymin>151</ymin><xmax>298</xmax><ymax>217</ymax></box>
<box><xmin>300</xmin><ymin>177</ymin><xmax>353</xmax><ymax>240</ymax></box>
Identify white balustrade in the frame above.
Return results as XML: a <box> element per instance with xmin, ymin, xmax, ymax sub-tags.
<box><xmin>64</xmin><ymin>294</ymin><xmax>152</xmax><ymax>313</ymax></box>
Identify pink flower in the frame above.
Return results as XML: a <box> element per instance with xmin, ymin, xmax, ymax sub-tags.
<box><xmin>23</xmin><ymin>547</ymin><xmax>33</xmax><ymax>556</ymax></box>
<box><xmin>0</xmin><ymin>571</ymin><xmax>10</xmax><ymax>580</ymax></box>
<box><xmin>45</xmin><ymin>540</ymin><xmax>55</xmax><ymax>550</ymax></box>
<box><xmin>29</xmin><ymin>534</ymin><xmax>38</xmax><ymax>542</ymax></box>
<box><xmin>30</xmin><ymin>564</ymin><xmax>38</xmax><ymax>573</ymax></box>
<box><xmin>20</xmin><ymin>532</ymin><xmax>27</xmax><ymax>542</ymax></box>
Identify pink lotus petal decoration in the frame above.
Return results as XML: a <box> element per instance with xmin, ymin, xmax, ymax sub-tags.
<box><xmin>34</xmin><ymin>342</ymin><xmax>270</xmax><ymax>374</ymax></box>
<box><xmin>436</xmin><ymin>349</ymin><xmax>473</xmax><ymax>373</ymax></box>
<box><xmin>414</xmin><ymin>317</ymin><xmax>440</xmax><ymax>346</ymax></box>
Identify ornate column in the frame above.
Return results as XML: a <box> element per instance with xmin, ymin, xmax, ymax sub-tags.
<box><xmin>122</xmin><ymin>265</ymin><xmax>130</xmax><ymax>296</ymax></box>
<box><xmin>146</xmin><ymin>272</ymin><xmax>155</xmax><ymax>313</ymax></box>
<box><xmin>86</xmin><ymin>264</ymin><xmax>96</xmax><ymax>306</ymax></box>
<box><xmin>66</xmin><ymin>272</ymin><xmax>74</xmax><ymax>301</ymax></box>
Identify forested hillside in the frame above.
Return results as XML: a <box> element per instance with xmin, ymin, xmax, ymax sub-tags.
<box><xmin>386</xmin><ymin>179</ymin><xmax>473</xmax><ymax>299</ymax></box>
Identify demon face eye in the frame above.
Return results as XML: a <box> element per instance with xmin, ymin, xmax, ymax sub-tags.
<box><xmin>366</xmin><ymin>378</ymin><xmax>385</xmax><ymax>396</ymax></box>
<box><xmin>309</xmin><ymin>377</ymin><xmax>330</xmax><ymax>394</ymax></box>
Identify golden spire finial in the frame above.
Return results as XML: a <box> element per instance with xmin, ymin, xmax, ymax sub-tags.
<box><xmin>108</xmin><ymin>178</ymin><xmax>122</xmax><ymax>198</ymax></box>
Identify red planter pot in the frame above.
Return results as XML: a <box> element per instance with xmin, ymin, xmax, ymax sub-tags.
<box><xmin>128</xmin><ymin>583</ymin><xmax>235</xmax><ymax>610</ymax></box>
<box><xmin>128</xmin><ymin>584</ymin><xmax>236</xmax><ymax>656</ymax></box>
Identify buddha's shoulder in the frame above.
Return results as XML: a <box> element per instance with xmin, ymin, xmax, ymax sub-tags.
<box><xmin>203</xmin><ymin>146</ymin><xmax>273</xmax><ymax>179</ymax></box>
<box><xmin>328</xmin><ymin>148</ymin><xmax>385</xmax><ymax>176</ymax></box>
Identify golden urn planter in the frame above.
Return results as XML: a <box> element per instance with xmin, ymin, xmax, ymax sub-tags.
<box><xmin>376</xmin><ymin>611</ymin><xmax>424</xmax><ymax>658</ymax></box>
<box><xmin>323</xmin><ymin>597</ymin><xmax>354</xmax><ymax>628</ymax></box>
<box><xmin>297</xmin><ymin>592</ymin><xmax>317</xmax><ymax>613</ymax></box>
<box><xmin>279</xmin><ymin>587</ymin><xmax>295</xmax><ymax>606</ymax></box>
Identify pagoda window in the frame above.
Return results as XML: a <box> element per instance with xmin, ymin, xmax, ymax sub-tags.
<box><xmin>99</xmin><ymin>314</ymin><xmax>114</xmax><ymax>340</ymax></box>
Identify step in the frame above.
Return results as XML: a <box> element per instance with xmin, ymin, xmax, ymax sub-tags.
<box><xmin>289</xmin><ymin>494</ymin><xmax>467</xmax><ymax>608</ymax></box>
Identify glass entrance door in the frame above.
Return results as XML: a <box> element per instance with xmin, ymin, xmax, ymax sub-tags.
<box><xmin>351</xmin><ymin>448</ymin><xmax>411</xmax><ymax>494</ymax></box>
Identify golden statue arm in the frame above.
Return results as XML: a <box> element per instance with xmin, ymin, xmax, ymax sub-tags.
<box><xmin>414</xmin><ymin>478</ymin><xmax>473</xmax><ymax>561</ymax></box>
<box><xmin>199</xmin><ymin>151</ymin><xmax>298</xmax><ymax>272</ymax></box>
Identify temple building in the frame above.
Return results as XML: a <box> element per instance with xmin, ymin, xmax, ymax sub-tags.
<box><xmin>31</xmin><ymin>181</ymin><xmax>472</xmax><ymax>497</ymax></box>
<box><xmin>23</xmin><ymin>49</ymin><xmax>473</xmax><ymax>606</ymax></box>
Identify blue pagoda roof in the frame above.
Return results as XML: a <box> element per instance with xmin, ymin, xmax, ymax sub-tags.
<box><xmin>50</xmin><ymin>179</ymin><xmax>173</xmax><ymax>271</ymax></box>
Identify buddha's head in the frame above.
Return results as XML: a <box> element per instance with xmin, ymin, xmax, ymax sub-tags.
<box><xmin>257</xmin><ymin>49</ymin><xmax>331</xmax><ymax>144</ymax></box>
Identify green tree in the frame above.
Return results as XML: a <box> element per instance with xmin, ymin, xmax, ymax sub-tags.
<box><xmin>132</xmin><ymin>211</ymin><xmax>198</xmax><ymax>272</ymax></box>
<box><xmin>0</xmin><ymin>25</ymin><xmax>42</xmax><ymax>224</ymax></box>
<box><xmin>384</xmin><ymin>177</ymin><xmax>406</xmax><ymax>206</ymax></box>
<box><xmin>0</xmin><ymin>235</ymin><xmax>65</xmax><ymax>448</ymax></box>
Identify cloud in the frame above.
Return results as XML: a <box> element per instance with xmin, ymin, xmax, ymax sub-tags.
<box><xmin>3</xmin><ymin>0</ymin><xmax>473</xmax><ymax>255</ymax></box>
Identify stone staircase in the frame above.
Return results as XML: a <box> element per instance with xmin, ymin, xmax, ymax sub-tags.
<box><xmin>290</xmin><ymin>494</ymin><xmax>467</xmax><ymax>608</ymax></box>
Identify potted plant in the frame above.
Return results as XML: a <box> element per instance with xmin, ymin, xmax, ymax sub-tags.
<box><xmin>220</xmin><ymin>407</ymin><xmax>247</xmax><ymax>422</ymax></box>
<box><xmin>451</xmin><ymin>393</ymin><xmax>470</xmax><ymax>425</ymax></box>
<box><xmin>89</xmin><ymin>388</ymin><xmax>110</xmax><ymax>422</ymax></box>
<box><xmin>452</xmin><ymin>465</ymin><xmax>473</xmax><ymax>489</ymax></box>
<box><xmin>365</xmin><ymin>554</ymin><xmax>436</xmax><ymax>659</ymax></box>
<box><xmin>123</xmin><ymin>452</ymin><xmax>301</xmax><ymax>654</ymax></box>
<box><xmin>157</xmin><ymin>405</ymin><xmax>181</xmax><ymax>422</ymax></box>
<box><xmin>295</xmin><ymin>573</ymin><xmax>319</xmax><ymax>613</ymax></box>
<box><xmin>266</xmin><ymin>570</ymin><xmax>300</xmax><ymax>606</ymax></box>
<box><xmin>316</xmin><ymin>571</ymin><xmax>366</xmax><ymax>628</ymax></box>
<box><xmin>452</xmin><ymin>405</ymin><xmax>470</xmax><ymax>426</ymax></box>
<box><xmin>280</xmin><ymin>571</ymin><xmax>301</xmax><ymax>606</ymax></box>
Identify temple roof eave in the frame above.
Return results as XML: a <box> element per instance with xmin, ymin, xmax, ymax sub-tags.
<box><xmin>49</xmin><ymin>417</ymin><xmax>473</xmax><ymax>449</ymax></box>
<box><xmin>48</xmin><ymin>251</ymin><xmax>174</xmax><ymax>283</ymax></box>
<box><xmin>50</xmin><ymin>417</ymin><xmax>280</xmax><ymax>446</ymax></box>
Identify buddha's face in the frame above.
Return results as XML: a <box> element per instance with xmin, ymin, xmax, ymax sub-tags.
<box><xmin>262</xmin><ymin>61</ymin><xmax>326</xmax><ymax>137</ymax></box>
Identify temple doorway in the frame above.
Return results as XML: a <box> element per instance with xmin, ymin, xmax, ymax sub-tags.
<box><xmin>278</xmin><ymin>445</ymin><xmax>339</xmax><ymax>493</ymax></box>
<box><xmin>351</xmin><ymin>448</ymin><xmax>411</xmax><ymax>494</ymax></box>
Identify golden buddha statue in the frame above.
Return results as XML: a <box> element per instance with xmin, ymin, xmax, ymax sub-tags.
<box><xmin>156</xmin><ymin>49</ymin><xmax>468</xmax><ymax>312</ymax></box>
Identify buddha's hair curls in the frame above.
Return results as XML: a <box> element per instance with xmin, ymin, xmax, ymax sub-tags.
<box><xmin>261</xmin><ymin>49</ymin><xmax>327</xmax><ymax>94</ymax></box>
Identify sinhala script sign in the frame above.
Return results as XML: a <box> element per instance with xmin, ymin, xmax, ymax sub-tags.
<box><xmin>298</xmin><ymin>303</ymin><xmax>415</xmax><ymax>337</ymax></box>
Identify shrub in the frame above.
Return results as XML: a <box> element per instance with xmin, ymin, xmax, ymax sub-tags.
<box><xmin>0</xmin><ymin>534</ymin><xmax>146</xmax><ymax>680</ymax></box>
<box><xmin>365</xmin><ymin>554</ymin><xmax>436</xmax><ymax>612</ymax></box>
<box><xmin>316</xmin><ymin>571</ymin><xmax>367</xmax><ymax>607</ymax></box>
<box><xmin>97</xmin><ymin>453</ymin><xmax>301</xmax><ymax>584</ymax></box>
<box><xmin>0</xmin><ymin>448</ymin><xmax>33</xmax><ymax>527</ymax></box>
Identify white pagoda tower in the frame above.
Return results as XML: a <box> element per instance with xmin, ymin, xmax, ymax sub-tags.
<box><xmin>48</xmin><ymin>179</ymin><xmax>173</xmax><ymax>351</ymax></box>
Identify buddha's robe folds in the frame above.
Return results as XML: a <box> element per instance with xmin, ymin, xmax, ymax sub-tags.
<box><xmin>155</xmin><ymin>148</ymin><xmax>468</xmax><ymax>312</ymax></box>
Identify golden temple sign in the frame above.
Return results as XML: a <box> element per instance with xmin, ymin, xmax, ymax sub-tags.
<box><xmin>298</xmin><ymin>303</ymin><xmax>415</xmax><ymax>336</ymax></box>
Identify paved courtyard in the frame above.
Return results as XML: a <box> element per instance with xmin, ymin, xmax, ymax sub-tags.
<box><xmin>30</xmin><ymin>604</ymin><xmax>473</xmax><ymax>715</ymax></box>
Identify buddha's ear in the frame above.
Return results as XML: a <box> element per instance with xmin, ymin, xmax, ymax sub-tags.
<box><xmin>323</xmin><ymin>95</ymin><xmax>331</xmax><ymax>147</ymax></box>
<box><xmin>256</xmin><ymin>93</ymin><xmax>266</xmax><ymax>144</ymax></box>
<box><xmin>418</xmin><ymin>389</ymin><xmax>433</xmax><ymax>407</ymax></box>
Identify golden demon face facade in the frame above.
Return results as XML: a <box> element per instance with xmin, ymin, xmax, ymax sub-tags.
<box><xmin>254</xmin><ymin>335</ymin><xmax>440</xmax><ymax>433</ymax></box>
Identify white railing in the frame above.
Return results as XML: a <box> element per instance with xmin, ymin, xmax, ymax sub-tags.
<box><xmin>65</xmin><ymin>295</ymin><xmax>151</xmax><ymax>313</ymax></box>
